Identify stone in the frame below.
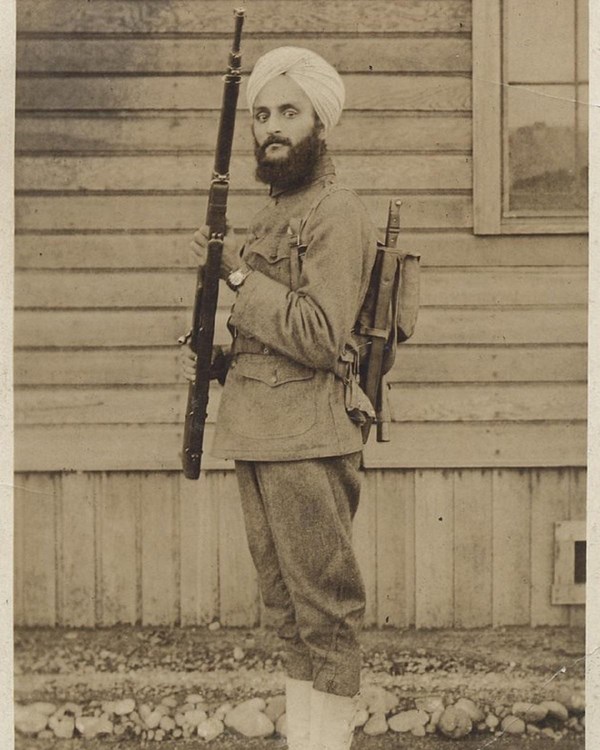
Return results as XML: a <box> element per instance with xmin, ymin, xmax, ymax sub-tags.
<box><xmin>358</xmin><ymin>685</ymin><xmax>398</xmax><ymax>715</ymax></box>
<box><xmin>159</xmin><ymin>716</ymin><xmax>176</xmax><ymax>732</ymax></box>
<box><xmin>213</xmin><ymin>702</ymin><xmax>233</xmax><ymax>721</ymax></box>
<box><xmin>527</xmin><ymin>723</ymin><xmax>541</xmax><ymax>735</ymax></box>
<box><xmin>57</xmin><ymin>702</ymin><xmax>83</xmax><ymax>717</ymax></box>
<box><xmin>426</xmin><ymin>709</ymin><xmax>443</xmax><ymax>733</ymax></box>
<box><xmin>485</xmin><ymin>713</ymin><xmax>499</xmax><ymax>730</ymax></box>
<box><xmin>454</xmin><ymin>697</ymin><xmax>484</xmax><ymax>723</ymax></box>
<box><xmin>415</xmin><ymin>695</ymin><xmax>445</xmax><ymax>714</ymax></box>
<box><xmin>541</xmin><ymin>727</ymin><xmax>557</xmax><ymax>739</ymax></box>
<box><xmin>233</xmin><ymin>646</ymin><xmax>245</xmax><ymax>660</ymax></box>
<box><xmin>540</xmin><ymin>701</ymin><xmax>569</xmax><ymax>722</ymax></box>
<box><xmin>15</xmin><ymin>705</ymin><xmax>49</xmax><ymax>735</ymax></box>
<box><xmin>411</xmin><ymin>724</ymin><xmax>426</xmax><ymax>737</ymax></box>
<box><xmin>364</xmin><ymin>712</ymin><xmax>388</xmax><ymax>735</ymax></box>
<box><xmin>155</xmin><ymin>729</ymin><xmax>165</xmax><ymax>741</ymax></box>
<box><xmin>185</xmin><ymin>694</ymin><xmax>204</xmax><ymax>705</ymax></box>
<box><xmin>208</xmin><ymin>620</ymin><xmax>221</xmax><ymax>631</ymax></box>
<box><xmin>500</xmin><ymin>715</ymin><xmax>526</xmax><ymax>735</ymax></box>
<box><xmin>144</xmin><ymin>710</ymin><xmax>162</xmax><ymax>729</ymax></box>
<box><xmin>114</xmin><ymin>699</ymin><xmax>136</xmax><ymax>716</ymax></box>
<box><xmin>182</xmin><ymin>708</ymin><xmax>208</xmax><ymax>727</ymax></box>
<box><xmin>161</xmin><ymin>696</ymin><xmax>178</xmax><ymax>709</ymax></box>
<box><xmin>566</xmin><ymin>692</ymin><xmax>585</xmax><ymax>714</ymax></box>
<box><xmin>511</xmin><ymin>701</ymin><xmax>548</xmax><ymax>723</ymax></box>
<box><xmin>438</xmin><ymin>706</ymin><xmax>472</xmax><ymax>739</ymax></box>
<box><xmin>31</xmin><ymin>702</ymin><xmax>57</xmax><ymax>716</ymax></box>
<box><xmin>265</xmin><ymin>695</ymin><xmax>287</xmax><ymax>723</ymax></box>
<box><xmin>197</xmin><ymin>717</ymin><xmax>224</xmax><ymax>741</ymax></box>
<box><xmin>37</xmin><ymin>730</ymin><xmax>54</xmax><ymax>739</ymax></box>
<box><xmin>53</xmin><ymin>716</ymin><xmax>75</xmax><ymax>739</ymax></box>
<box><xmin>75</xmin><ymin>715</ymin><xmax>113</xmax><ymax>737</ymax></box>
<box><xmin>354</xmin><ymin>708</ymin><xmax>369</xmax><ymax>728</ymax></box>
<box><xmin>225</xmin><ymin>706</ymin><xmax>274</xmax><ymax>738</ymax></box>
<box><xmin>388</xmin><ymin>709</ymin><xmax>428</xmax><ymax>733</ymax></box>
<box><xmin>275</xmin><ymin>713</ymin><xmax>287</xmax><ymax>737</ymax></box>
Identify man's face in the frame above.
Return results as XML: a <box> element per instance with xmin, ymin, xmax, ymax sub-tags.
<box><xmin>252</xmin><ymin>74</ymin><xmax>326</xmax><ymax>187</ymax></box>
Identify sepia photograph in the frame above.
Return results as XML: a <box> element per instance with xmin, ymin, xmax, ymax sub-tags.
<box><xmin>5</xmin><ymin>0</ymin><xmax>599</xmax><ymax>748</ymax></box>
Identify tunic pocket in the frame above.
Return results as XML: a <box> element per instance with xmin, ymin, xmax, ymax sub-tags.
<box><xmin>221</xmin><ymin>354</ymin><xmax>317</xmax><ymax>439</ymax></box>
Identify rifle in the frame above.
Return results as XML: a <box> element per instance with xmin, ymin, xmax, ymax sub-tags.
<box><xmin>182</xmin><ymin>8</ymin><xmax>245</xmax><ymax>480</ymax></box>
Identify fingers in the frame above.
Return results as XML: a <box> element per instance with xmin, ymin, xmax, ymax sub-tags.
<box><xmin>179</xmin><ymin>345</ymin><xmax>197</xmax><ymax>383</ymax></box>
<box><xmin>190</xmin><ymin>225</ymin><xmax>210</xmax><ymax>263</ymax></box>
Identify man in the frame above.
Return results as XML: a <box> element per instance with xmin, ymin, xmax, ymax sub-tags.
<box><xmin>183</xmin><ymin>47</ymin><xmax>377</xmax><ymax>750</ymax></box>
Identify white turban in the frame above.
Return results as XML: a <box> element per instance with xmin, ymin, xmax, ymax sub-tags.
<box><xmin>246</xmin><ymin>47</ymin><xmax>345</xmax><ymax>133</ymax></box>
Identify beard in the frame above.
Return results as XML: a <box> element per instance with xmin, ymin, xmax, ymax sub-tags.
<box><xmin>254</xmin><ymin>128</ymin><xmax>326</xmax><ymax>190</ymax></box>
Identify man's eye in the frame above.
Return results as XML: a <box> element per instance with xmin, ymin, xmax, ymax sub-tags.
<box><xmin>255</xmin><ymin>112</ymin><xmax>268</xmax><ymax>123</ymax></box>
<box><xmin>284</xmin><ymin>110</ymin><xmax>297</xmax><ymax>118</ymax></box>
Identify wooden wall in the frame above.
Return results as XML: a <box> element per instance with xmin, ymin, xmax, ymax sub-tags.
<box><xmin>13</xmin><ymin>0</ymin><xmax>587</xmax><ymax>627</ymax></box>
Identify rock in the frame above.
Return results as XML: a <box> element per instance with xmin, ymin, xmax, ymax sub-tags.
<box><xmin>511</xmin><ymin>701</ymin><xmax>548</xmax><ymax>723</ymax></box>
<box><xmin>225</xmin><ymin>704</ymin><xmax>274</xmax><ymax>738</ymax></box>
<box><xmin>57</xmin><ymin>702</ymin><xmax>83</xmax><ymax>717</ymax></box>
<box><xmin>197</xmin><ymin>717</ymin><xmax>224</xmax><ymax>741</ymax></box>
<box><xmin>363</xmin><ymin>712</ymin><xmax>388</xmax><ymax>735</ymax></box>
<box><xmin>541</xmin><ymin>727</ymin><xmax>558</xmax><ymax>739</ymax></box>
<box><xmin>500</xmin><ymin>715</ymin><xmax>526</xmax><ymax>735</ymax></box>
<box><xmin>159</xmin><ymin>716</ymin><xmax>176</xmax><ymax>732</ymax></box>
<box><xmin>53</xmin><ymin>716</ymin><xmax>75</xmax><ymax>739</ymax></box>
<box><xmin>173</xmin><ymin>729</ymin><xmax>183</xmax><ymax>738</ymax></box>
<box><xmin>527</xmin><ymin>723</ymin><xmax>541</xmax><ymax>735</ymax></box>
<box><xmin>213</xmin><ymin>702</ymin><xmax>233</xmax><ymax>721</ymax></box>
<box><xmin>233</xmin><ymin>646</ymin><xmax>245</xmax><ymax>660</ymax></box>
<box><xmin>566</xmin><ymin>691</ymin><xmax>585</xmax><ymax>714</ymax></box>
<box><xmin>144</xmin><ymin>710</ymin><xmax>162</xmax><ymax>729</ymax></box>
<box><xmin>411</xmin><ymin>724</ymin><xmax>426</xmax><ymax>737</ymax></box>
<box><xmin>185</xmin><ymin>694</ymin><xmax>204</xmax><ymax>705</ymax></box>
<box><xmin>415</xmin><ymin>695</ymin><xmax>445</xmax><ymax>714</ymax></box>
<box><xmin>485</xmin><ymin>713</ymin><xmax>499</xmax><ymax>730</ymax></box>
<box><xmin>275</xmin><ymin>713</ymin><xmax>287</xmax><ymax>737</ymax></box>
<box><xmin>114</xmin><ymin>699</ymin><xmax>136</xmax><ymax>716</ymax></box>
<box><xmin>155</xmin><ymin>729</ymin><xmax>165</xmax><ymax>741</ymax></box>
<box><xmin>75</xmin><ymin>715</ymin><xmax>113</xmax><ymax>737</ymax></box>
<box><xmin>388</xmin><ymin>709</ymin><xmax>428</xmax><ymax>733</ymax></box>
<box><xmin>358</xmin><ymin>685</ymin><xmax>398</xmax><ymax>715</ymax></box>
<box><xmin>540</xmin><ymin>700</ymin><xmax>569</xmax><ymax>722</ymax></box>
<box><xmin>426</xmin><ymin>708</ymin><xmax>443</xmax><ymax>733</ymax></box>
<box><xmin>454</xmin><ymin>697</ymin><xmax>484</xmax><ymax>723</ymax></box>
<box><xmin>161</xmin><ymin>696</ymin><xmax>178</xmax><ymax>709</ymax></box>
<box><xmin>15</xmin><ymin>705</ymin><xmax>49</xmax><ymax>735</ymax></box>
<box><xmin>208</xmin><ymin>620</ymin><xmax>221</xmax><ymax>631</ymax></box>
<box><xmin>37</xmin><ymin>730</ymin><xmax>54</xmax><ymax>739</ymax></box>
<box><xmin>438</xmin><ymin>706</ymin><xmax>472</xmax><ymax>739</ymax></box>
<box><xmin>31</xmin><ymin>702</ymin><xmax>57</xmax><ymax>716</ymax></box>
<box><xmin>181</xmin><ymin>708</ymin><xmax>208</xmax><ymax>727</ymax></box>
<box><xmin>265</xmin><ymin>695</ymin><xmax>286</xmax><ymax>723</ymax></box>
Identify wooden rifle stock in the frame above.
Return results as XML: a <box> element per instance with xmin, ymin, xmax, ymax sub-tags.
<box><xmin>182</xmin><ymin>9</ymin><xmax>245</xmax><ymax>480</ymax></box>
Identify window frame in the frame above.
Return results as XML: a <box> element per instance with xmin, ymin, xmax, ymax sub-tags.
<box><xmin>472</xmin><ymin>0</ymin><xmax>588</xmax><ymax>235</ymax></box>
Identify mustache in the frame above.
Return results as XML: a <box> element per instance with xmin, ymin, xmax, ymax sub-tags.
<box><xmin>256</xmin><ymin>135</ymin><xmax>292</xmax><ymax>155</ymax></box>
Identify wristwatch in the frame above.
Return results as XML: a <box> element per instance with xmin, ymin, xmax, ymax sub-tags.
<box><xmin>226</xmin><ymin>264</ymin><xmax>253</xmax><ymax>291</ymax></box>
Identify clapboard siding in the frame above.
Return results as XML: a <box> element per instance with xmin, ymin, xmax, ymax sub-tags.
<box><xmin>17</xmin><ymin>1</ymin><xmax>472</xmax><ymax>34</ymax></box>
<box><xmin>14</xmin><ymin>0</ymin><xmax>588</xmax><ymax>628</ymax></box>
<box><xmin>13</xmin><ymin>468</ymin><xmax>585</xmax><ymax>628</ymax></box>
<box><xmin>15</xmin><ymin>233</ymin><xmax>587</xmax><ymax>269</ymax></box>
<box><xmin>17</xmin><ymin>37</ymin><xmax>471</xmax><ymax>74</ymax></box>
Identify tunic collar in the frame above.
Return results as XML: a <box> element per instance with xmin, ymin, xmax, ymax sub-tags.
<box><xmin>269</xmin><ymin>153</ymin><xmax>337</xmax><ymax>198</ymax></box>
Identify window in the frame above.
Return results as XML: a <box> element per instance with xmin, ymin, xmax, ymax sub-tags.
<box><xmin>552</xmin><ymin>521</ymin><xmax>586</xmax><ymax>605</ymax></box>
<box><xmin>473</xmin><ymin>0</ymin><xmax>588</xmax><ymax>234</ymax></box>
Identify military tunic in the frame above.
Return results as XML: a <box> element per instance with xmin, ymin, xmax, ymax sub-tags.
<box><xmin>212</xmin><ymin>155</ymin><xmax>377</xmax><ymax>460</ymax></box>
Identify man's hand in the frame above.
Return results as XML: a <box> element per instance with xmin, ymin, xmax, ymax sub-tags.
<box><xmin>179</xmin><ymin>340</ymin><xmax>197</xmax><ymax>384</ymax></box>
<box><xmin>190</xmin><ymin>224</ymin><xmax>241</xmax><ymax>281</ymax></box>
<box><xmin>179</xmin><ymin>341</ymin><xmax>230</xmax><ymax>386</ymax></box>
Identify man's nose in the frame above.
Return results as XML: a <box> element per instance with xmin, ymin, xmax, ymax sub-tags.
<box><xmin>266</xmin><ymin>114</ymin><xmax>283</xmax><ymax>134</ymax></box>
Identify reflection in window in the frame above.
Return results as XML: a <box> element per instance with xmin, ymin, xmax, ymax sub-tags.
<box><xmin>503</xmin><ymin>0</ymin><xmax>588</xmax><ymax>216</ymax></box>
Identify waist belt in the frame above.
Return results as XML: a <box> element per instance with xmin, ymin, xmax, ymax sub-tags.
<box><xmin>231</xmin><ymin>336</ymin><xmax>275</xmax><ymax>356</ymax></box>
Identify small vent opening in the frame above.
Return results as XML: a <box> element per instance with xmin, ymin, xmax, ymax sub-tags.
<box><xmin>574</xmin><ymin>540</ymin><xmax>586</xmax><ymax>584</ymax></box>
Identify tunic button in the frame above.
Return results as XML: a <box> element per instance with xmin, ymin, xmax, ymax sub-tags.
<box><xmin>270</xmin><ymin>375</ymin><xmax>278</xmax><ymax>384</ymax></box>
<box><xmin>262</xmin><ymin>346</ymin><xmax>270</xmax><ymax>354</ymax></box>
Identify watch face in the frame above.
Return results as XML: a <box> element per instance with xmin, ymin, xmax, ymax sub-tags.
<box><xmin>230</xmin><ymin>270</ymin><xmax>244</xmax><ymax>286</ymax></box>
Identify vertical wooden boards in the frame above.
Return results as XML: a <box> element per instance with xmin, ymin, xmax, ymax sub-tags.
<box><xmin>375</xmin><ymin>470</ymin><xmax>415</xmax><ymax>629</ymax></box>
<box><xmin>14</xmin><ymin>473</ymin><xmax>58</xmax><ymax>625</ymax></box>
<box><xmin>179</xmin><ymin>472</ymin><xmax>219</xmax><ymax>625</ymax></box>
<box><xmin>530</xmin><ymin>470</ymin><xmax>571</xmax><ymax>627</ymax></box>
<box><xmin>415</xmin><ymin>470</ymin><xmax>454</xmax><ymax>628</ymax></box>
<box><xmin>140</xmin><ymin>473</ymin><xmax>179</xmax><ymax>625</ymax></box>
<box><xmin>215</xmin><ymin>471</ymin><xmax>259</xmax><ymax>627</ymax></box>
<box><xmin>353</xmin><ymin>471</ymin><xmax>377</xmax><ymax>626</ymax></box>
<box><xmin>453</xmin><ymin>470</ymin><xmax>493</xmax><ymax>628</ymax></box>
<box><xmin>58</xmin><ymin>472</ymin><xmax>96</xmax><ymax>626</ymax></box>
<box><xmin>97</xmin><ymin>472</ymin><xmax>140</xmax><ymax>625</ymax></box>
<box><xmin>568</xmin><ymin>468</ymin><xmax>587</xmax><ymax>627</ymax></box>
<box><xmin>491</xmin><ymin>470</ymin><xmax>531</xmax><ymax>626</ymax></box>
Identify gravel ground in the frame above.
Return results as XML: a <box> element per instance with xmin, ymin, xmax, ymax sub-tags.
<box><xmin>14</xmin><ymin>625</ymin><xmax>586</xmax><ymax>748</ymax></box>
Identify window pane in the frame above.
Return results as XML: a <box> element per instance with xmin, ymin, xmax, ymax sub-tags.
<box><xmin>505</xmin><ymin>0</ymin><xmax>575</xmax><ymax>83</ymax></box>
<box><xmin>505</xmin><ymin>85</ymin><xmax>586</xmax><ymax>213</ymax></box>
<box><xmin>577</xmin><ymin>0</ymin><xmax>589</xmax><ymax>80</ymax></box>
